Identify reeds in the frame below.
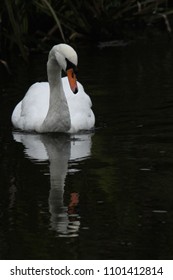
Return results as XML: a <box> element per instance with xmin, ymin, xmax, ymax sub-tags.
<box><xmin>1</xmin><ymin>0</ymin><xmax>173</xmax><ymax>60</ymax></box>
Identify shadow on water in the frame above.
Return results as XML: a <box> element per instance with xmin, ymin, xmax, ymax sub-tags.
<box><xmin>1</xmin><ymin>37</ymin><xmax>173</xmax><ymax>259</ymax></box>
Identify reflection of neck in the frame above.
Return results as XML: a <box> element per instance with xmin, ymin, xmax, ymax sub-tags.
<box><xmin>39</xmin><ymin>56</ymin><xmax>71</xmax><ymax>133</ymax></box>
<box><xmin>42</xmin><ymin>135</ymin><xmax>70</xmax><ymax>232</ymax></box>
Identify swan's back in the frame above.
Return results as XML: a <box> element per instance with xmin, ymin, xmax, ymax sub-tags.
<box><xmin>12</xmin><ymin>78</ymin><xmax>94</xmax><ymax>133</ymax></box>
<box><xmin>12</xmin><ymin>82</ymin><xmax>49</xmax><ymax>131</ymax></box>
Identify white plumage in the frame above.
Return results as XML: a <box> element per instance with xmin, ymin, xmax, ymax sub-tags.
<box><xmin>11</xmin><ymin>44</ymin><xmax>95</xmax><ymax>133</ymax></box>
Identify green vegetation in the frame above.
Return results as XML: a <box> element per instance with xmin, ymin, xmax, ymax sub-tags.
<box><xmin>1</xmin><ymin>0</ymin><xmax>173</xmax><ymax>60</ymax></box>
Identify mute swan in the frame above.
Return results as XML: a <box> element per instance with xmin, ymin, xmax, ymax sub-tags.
<box><xmin>11</xmin><ymin>44</ymin><xmax>95</xmax><ymax>133</ymax></box>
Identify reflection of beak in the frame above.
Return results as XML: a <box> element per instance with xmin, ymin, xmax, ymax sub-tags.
<box><xmin>67</xmin><ymin>68</ymin><xmax>78</xmax><ymax>94</ymax></box>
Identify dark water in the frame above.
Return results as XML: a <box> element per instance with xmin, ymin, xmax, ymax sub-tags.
<box><xmin>1</xmin><ymin>37</ymin><xmax>173</xmax><ymax>260</ymax></box>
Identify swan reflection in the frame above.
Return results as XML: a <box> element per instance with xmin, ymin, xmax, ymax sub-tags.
<box><xmin>13</xmin><ymin>132</ymin><xmax>93</xmax><ymax>237</ymax></box>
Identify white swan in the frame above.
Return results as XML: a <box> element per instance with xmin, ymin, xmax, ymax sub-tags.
<box><xmin>11</xmin><ymin>44</ymin><xmax>95</xmax><ymax>133</ymax></box>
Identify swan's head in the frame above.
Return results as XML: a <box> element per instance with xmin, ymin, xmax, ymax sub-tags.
<box><xmin>49</xmin><ymin>44</ymin><xmax>78</xmax><ymax>94</ymax></box>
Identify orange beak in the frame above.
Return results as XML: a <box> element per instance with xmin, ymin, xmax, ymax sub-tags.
<box><xmin>67</xmin><ymin>68</ymin><xmax>78</xmax><ymax>94</ymax></box>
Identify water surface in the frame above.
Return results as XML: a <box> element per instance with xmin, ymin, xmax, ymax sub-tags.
<box><xmin>1</xmin><ymin>37</ymin><xmax>173</xmax><ymax>259</ymax></box>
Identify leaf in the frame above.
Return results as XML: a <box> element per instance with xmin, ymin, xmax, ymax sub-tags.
<box><xmin>4</xmin><ymin>0</ymin><xmax>28</xmax><ymax>61</ymax></box>
<box><xmin>40</xmin><ymin>0</ymin><xmax>66</xmax><ymax>42</ymax></box>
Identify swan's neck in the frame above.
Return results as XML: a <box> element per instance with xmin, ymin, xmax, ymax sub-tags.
<box><xmin>39</xmin><ymin>57</ymin><xmax>71</xmax><ymax>133</ymax></box>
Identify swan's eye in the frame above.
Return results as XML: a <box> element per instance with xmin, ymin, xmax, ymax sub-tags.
<box><xmin>66</xmin><ymin>58</ymin><xmax>77</xmax><ymax>73</ymax></box>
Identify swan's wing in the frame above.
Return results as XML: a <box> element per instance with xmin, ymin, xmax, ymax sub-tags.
<box><xmin>62</xmin><ymin>77</ymin><xmax>95</xmax><ymax>132</ymax></box>
<box><xmin>12</xmin><ymin>82</ymin><xmax>50</xmax><ymax>131</ymax></box>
